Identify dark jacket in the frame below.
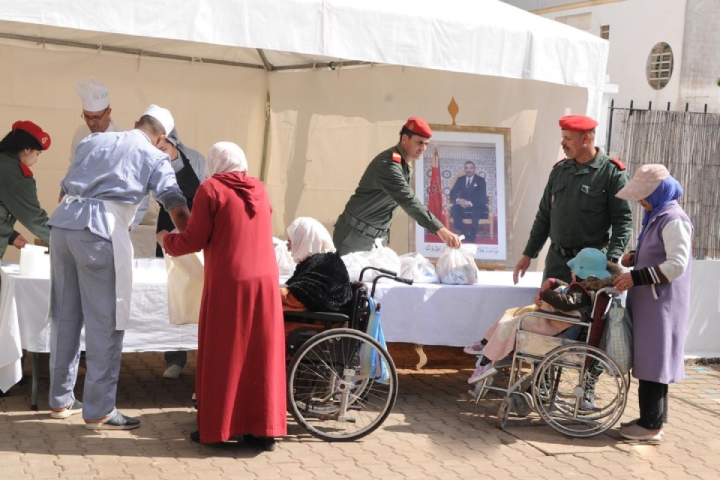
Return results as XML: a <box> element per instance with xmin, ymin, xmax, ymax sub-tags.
<box><xmin>286</xmin><ymin>252</ymin><xmax>352</xmax><ymax>312</ymax></box>
<box><xmin>540</xmin><ymin>262</ymin><xmax>622</xmax><ymax>318</ymax></box>
<box><xmin>450</xmin><ymin>174</ymin><xmax>487</xmax><ymax>215</ymax></box>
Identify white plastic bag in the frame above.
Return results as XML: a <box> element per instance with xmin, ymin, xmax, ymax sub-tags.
<box><xmin>273</xmin><ymin>237</ymin><xmax>296</xmax><ymax>276</ymax></box>
<box><xmin>436</xmin><ymin>244</ymin><xmax>479</xmax><ymax>285</ymax></box>
<box><xmin>165</xmin><ymin>251</ymin><xmax>204</xmax><ymax>325</ymax></box>
<box><xmin>363</xmin><ymin>239</ymin><xmax>402</xmax><ymax>281</ymax></box>
<box><xmin>599</xmin><ymin>299</ymin><xmax>633</xmax><ymax>374</ymax></box>
<box><xmin>399</xmin><ymin>252</ymin><xmax>439</xmax><ymax>283</ymax></box>
<box><xmin>341</xmin><ymin>252</ymin><xmax>372</xmax><ymax>282</ymax></box>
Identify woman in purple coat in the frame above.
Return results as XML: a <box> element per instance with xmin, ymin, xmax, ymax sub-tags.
<box><xmin>613</xmin><ymin>164</ymin><xmax>693</xmax><ymax>442</ymax></box>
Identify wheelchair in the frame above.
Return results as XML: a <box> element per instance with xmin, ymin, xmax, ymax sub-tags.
<box><xmin>468</xmin><ymin>287</ymin><xmax>628</xmax><ymax>438</ymax></box>
<box><xmin>283</xmin><ymin>266</ymin><xmax>412</xmax><ymax>442</ymax></box>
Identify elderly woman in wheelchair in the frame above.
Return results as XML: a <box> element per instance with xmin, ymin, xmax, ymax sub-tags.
<box><xmin>466</xmin><ymin>249</ymin><xmax>628</xmax><ymax>437</ymax></box>
<box><xmin>281</xmin><ymin>217</ymin><xmax>352</xmax><ymax>313</ymax></box>
<box><xmin>280</xmin><ymin>217</ymin><xmax>400</xmax><ymax>441</ymax></box>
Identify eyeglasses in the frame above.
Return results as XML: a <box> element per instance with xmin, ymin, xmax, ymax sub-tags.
<box><xmin>80</xmin><ymin>108</ymin><xmax>109</xmax><ymax>123</ymax></box>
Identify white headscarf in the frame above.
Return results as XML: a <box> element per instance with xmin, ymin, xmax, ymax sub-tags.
<box><xmin>206</xmin><ymin>141</ymin><xmax>248</xmax><ymax>177</ymax></box>
<box><xmin>287</xmin><ymin>217</ymin><xmax>335</xmax><ymax>263</ymax></box>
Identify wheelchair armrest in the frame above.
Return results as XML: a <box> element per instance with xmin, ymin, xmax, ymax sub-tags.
<box><xmin>518</xmin><ymin>311</ymin><xmax>591</xmax><ymax>328</ymax></box>
<box><xmin>283</xmin><ymin>311</ymin><xmax>350</xmax><ymax>324</ymax></box>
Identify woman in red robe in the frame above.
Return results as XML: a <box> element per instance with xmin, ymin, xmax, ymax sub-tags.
<box><xmin>157</xmin><ymin>142</ymin><xmax>286</xmax><ymax>450</ymax></box>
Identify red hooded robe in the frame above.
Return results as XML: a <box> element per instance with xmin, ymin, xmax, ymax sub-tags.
<box><xmin>163</xmin><ymin>172</ymin><xmax>287</xmax><ymax>442</ymax></box>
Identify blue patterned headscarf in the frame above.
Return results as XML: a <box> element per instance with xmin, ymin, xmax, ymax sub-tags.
<box><xmin>637</xmin><ymin>175</ymin><xmax>683</xmax><ymax>247</ymax></box>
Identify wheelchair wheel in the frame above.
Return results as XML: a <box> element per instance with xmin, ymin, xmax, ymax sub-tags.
<box><xmin>496</xmin><ymin>398</ymin><xmax>510</xmax><ymax>429</ymax></box>
<box><xmin>532</xmin><ymin>344</ymin><xmax>627</xmax><ymax>438</ymax></box>
<box><xmin>510</xmin><ymin>394</ymin><xmax>532</xmax><ymax>418</ymax></box>
<box><xmin>287</xmin><ymin>328</ymin><xmax>398</xmax><ymax>442</ymax></box>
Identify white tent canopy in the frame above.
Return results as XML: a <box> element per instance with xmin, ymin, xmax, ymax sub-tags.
<box><xmin>0</xmin><ymin>0</ymin><xmax>608</xmax><ymax>90</ymax></box>
<box><xmin>0</xmin><ymin>0</ymin><xmax>605</xmax><ymax>268</ymax></box>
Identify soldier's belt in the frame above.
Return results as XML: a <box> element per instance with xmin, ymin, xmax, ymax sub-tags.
<box><xmin>550</xmin><ymin>243</ymin><xmax>605</xmax><ymax>258</ymax></box>
<box><xmin>342</xmin><ymin>212</ymin><xmax>388</xmax><ymax>238</ymax></box>
<box><xmin>0</xmin><ymin>205</ymin><xmax>15</xmax><ymax>223</ymax></box>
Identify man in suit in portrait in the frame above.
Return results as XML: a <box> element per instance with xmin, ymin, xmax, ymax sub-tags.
<box><xmin>450</xmin><ymin>161</ymin><xmax>487</xmax><ymax>242</ymax></box>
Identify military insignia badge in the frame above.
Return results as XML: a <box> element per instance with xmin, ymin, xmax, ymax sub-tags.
<box><xmin>551</xmin><ymin>193</ymin><xmax>556</xmax><ymax>203</ymax></box>
<box><xmin>391</xmin><ymin>152</ymin><xmax>402</xmax><ymax>163</ymax></box>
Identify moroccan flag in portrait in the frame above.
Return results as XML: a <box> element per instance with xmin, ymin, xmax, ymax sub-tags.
<box><xmin>428</xmin><ymin>145</ymin><xmax>446</xmax><ymax>226</ymax></box>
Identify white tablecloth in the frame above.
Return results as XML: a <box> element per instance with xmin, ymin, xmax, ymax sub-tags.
<box><xmin>373</xmin><ymin>271</ymin><xmax>542</xmax><ymax>347</ymax></box>
<box><xmin>0</xmin><ymin>262</ymin><xmax>198</xmax><ymax>391</ymax></box>
<box><xmin>1</xmin><ymin>262</ymin><xmax>543</xmax><ymax>391</ymax></box>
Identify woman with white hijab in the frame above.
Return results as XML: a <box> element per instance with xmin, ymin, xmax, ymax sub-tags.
<box><xmin>281</xmin><ymin>217</ymin><xmax>352</xmax><ymax>312</ymax></box>
<box><xmin>157</xmin><ymin>142</ymin><xmax>286</xmax><ymax>450</ymax></box>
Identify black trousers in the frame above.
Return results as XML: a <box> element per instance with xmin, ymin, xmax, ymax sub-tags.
<box><xmin>637</xmin><ymin>379</ymin><xmax>669</xmax><ymax>430</ymax></box>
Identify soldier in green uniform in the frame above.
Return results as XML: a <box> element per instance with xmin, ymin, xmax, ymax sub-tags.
<box><xmin>0</xmin><ymin>121</ymin><xmax>52</xmax><ymax>261</ymax></box>
<box><xmin>333</xmin><ymin>117</ymin><xmax>461</xmax><ymax>257</ymax></box>
<box><xmin>513</xmin><ymin>115</ymin><xmax>632</xmax><ymax>284</ymax></box>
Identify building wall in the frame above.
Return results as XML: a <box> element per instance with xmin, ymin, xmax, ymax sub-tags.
<box><xmin>503</xmin><ymin>0</ymin><xmax>688</xmax><ymax>112</ymax></box>
<box><xmin>678</xmin><ymin>0</ymin><xmax>720</xmax><ymax>113</ymax></box>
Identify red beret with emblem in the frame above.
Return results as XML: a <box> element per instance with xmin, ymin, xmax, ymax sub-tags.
<box><xmin>403</xmin><ymin>117</ymin><xmax>432</xmax><ymax>138</ymax></box>
<box><xmin>12</xmin><ymin>120</ymin><xmax>51</xmax><ymax>150</ymax></box>
<box><xmin>559</xmin><ymin>115</ymin><xmax>598</xmax><ymax>132</ymax></box>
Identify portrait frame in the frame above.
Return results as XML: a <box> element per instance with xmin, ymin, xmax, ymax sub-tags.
<box><xmin>409</xmin><ymin>125</ymin><xmax>512</xmax><ymax>269</ymax></box>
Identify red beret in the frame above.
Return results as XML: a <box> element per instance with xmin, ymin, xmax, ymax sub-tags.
<box><xmin>559</xmin><ymin>115</ymin><xmax>598</xmax><ymax>132</ymax></box>
<box><xmin>403</xmin><ymin>117</ymin><xmax>432</xmax><ymax>138</ymax></box>
<box><xmin>12</xmin><ymin>120</ymin><xmax>51</xmax><ymax>150</ymax></box>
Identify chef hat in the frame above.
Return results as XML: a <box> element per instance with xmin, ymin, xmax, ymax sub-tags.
<box><xmin>75</xmin><ymin>77</ymin><xmax>110</xmax><ymax>112</ymax></box>
<box><xmin>142</xmin><ymin>104</ymin><xmax>175</xmax><ymax>136</ymax></box>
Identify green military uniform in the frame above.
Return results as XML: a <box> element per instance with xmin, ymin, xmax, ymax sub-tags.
<box><xmin>0</xmin><ymin>151</ymin><xmax>51</xmax><ymax>259</ymax></box>
<box><xmin>333</xmin><ymin>144</ymin><xmax>444</xmax><ymax>257</ymax></box>
<box><xmin>522</xmin><ymin>149</ymin><xmax>632</xmax><ymax>283</ymax></box>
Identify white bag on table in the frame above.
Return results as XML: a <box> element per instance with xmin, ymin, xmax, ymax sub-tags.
<box><xmin>364</xmin><ymin>239</ymin><xmax>402</xmax><ymax>281</ymax></box>
<box><xmin>273</xmin><ymin>237</ymin><xmax>296</xmax><ymax>276</ymax></box>
<box><xmin>436</xmin><ymin>244</ymin><xmax>479</xmax><ymax>285</ymax></box>
<box><xmin>399</xmin><ymin>252</ymin><xmax>439</xmax><ymax>283</ymax></box>
<box><xmin>165</xmin><ymin>251</ymin><xmax>204</xmax><ymax>325</ymax></box>
<box><xmin>341</xmin><ymin>252</ymin><xmax>372</xmax><ymax>282</ymax></box>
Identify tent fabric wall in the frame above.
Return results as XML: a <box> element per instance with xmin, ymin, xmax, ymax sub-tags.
<box><xmin>0</xmin><ymin>40</ymin><xmax>267</xmax><ymax>262</ymax></box>
<box><xmin>265</xmin><ymin>66</ymin><xmax>588</xmax><ymax>268</ymax></box>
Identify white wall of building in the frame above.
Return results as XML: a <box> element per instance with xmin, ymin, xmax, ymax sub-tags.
<box><xmin>678</xmin><ymin>0</ymin><xmax>720</xmax><ymax>113</ymax></box>
<box><xmin>503</xmin><ymin>0</ymin><xmax>689</xmax><ymax>112</ymax></box>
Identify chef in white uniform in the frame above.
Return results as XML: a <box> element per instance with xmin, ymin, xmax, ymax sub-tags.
<box><xmin>70</xmin><ymin>77</ymin><xmax>121</xmax><ymax>164</ymax></box>
<box><xmin>47</xmin><ymin>105</ymin><xmax>191</xmax><ymax>430</ymax></box>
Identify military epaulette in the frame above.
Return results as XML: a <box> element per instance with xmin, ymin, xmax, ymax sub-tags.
<box><xmin>609</xmin><ymin>157</ymin><xmax>627</xmax><ymax>170</ymax></box>
<box><xmin>391</xmin><ymin>151</ymin><xmax>402</xmax><ymax>163</ymax></box>
<box><xmin>552</xmin><ymin>158</ymin><xmax>567</xmax><ymax>169</ymax></box>
<box><xmin>19</xmin><ymin>163</ymin><xmax>33</xmax><ymax>178</ymax></box>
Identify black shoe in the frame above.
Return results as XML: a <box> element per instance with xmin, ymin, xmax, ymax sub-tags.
<box><xmin>85</xmin><ymin>410</ymin><xmax>140</xmax><ymax>430</ymax></box>
<box><xmin>190</xmin><ymin>431</ymin><xmax>201</xmax><ymax>443</ymax></box>
<box><xmin>244</xmin><ymin>434</ymin><xmax>277</xmax><ymax>452</ymax></box>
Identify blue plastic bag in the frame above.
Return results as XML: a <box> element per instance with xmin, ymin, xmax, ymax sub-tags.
<box><xmin>360</xmin><ymin>297</ymin><xmax>390</xmax><ymax>384</ymax></box>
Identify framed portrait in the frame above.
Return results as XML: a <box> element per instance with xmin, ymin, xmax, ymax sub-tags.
<box><xmin>410</xmin><ymin>125</ymin><xmax>512</xmax><ymax>268</ymax></box>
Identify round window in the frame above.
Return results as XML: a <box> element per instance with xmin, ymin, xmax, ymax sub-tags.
<box><xmin>646</xmin><ymin>42</ymin><xmax>673</xmax><ymax>90</ymax></box>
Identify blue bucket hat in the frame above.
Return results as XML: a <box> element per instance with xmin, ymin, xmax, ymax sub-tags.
<box><xmin>566</xmin><ymin>248</ymin><xmax>611</xmax><ymax>280</ymax></box>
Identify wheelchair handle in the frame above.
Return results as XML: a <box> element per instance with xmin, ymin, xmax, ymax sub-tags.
<box><xmin>359</xmin><ymin>266</ymin><xmax>398</xmax><ymax>282</ymax></box>
<box><xmin>369</xmin><ymin>273</ymin><xmax>414</xmax><ymax>298</ymax></box>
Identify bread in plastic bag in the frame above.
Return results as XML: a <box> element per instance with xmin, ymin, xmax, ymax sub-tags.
<box><xmin>399</xmin><ymin>252</ymin><xmax>439</xmax><ymax>283</ymax></box>
<box><xmin>436</xmin><ymin>244</ymin><xmax>479</xmax><ymax>285</ymax></box>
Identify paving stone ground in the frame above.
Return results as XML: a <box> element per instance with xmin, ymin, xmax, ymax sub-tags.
<box><xmin>2</xmin><ymin>352</ymin><xmax>720</xmax><ymax>479</ymax></box>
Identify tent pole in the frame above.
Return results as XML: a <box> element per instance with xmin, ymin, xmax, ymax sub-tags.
<box><xmin>259</xmin><ymin>90</ymin><xmax>272</xmax><ymax>183</ymax></box>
